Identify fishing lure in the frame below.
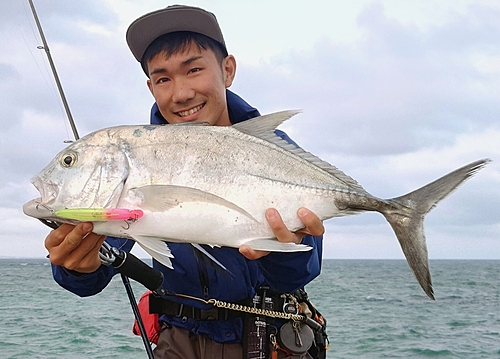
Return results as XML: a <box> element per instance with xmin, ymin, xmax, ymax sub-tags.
<box><xmin>54</xmin><ymin>208</ymin><xmax>144</xmax><ymax>221</ymax></box>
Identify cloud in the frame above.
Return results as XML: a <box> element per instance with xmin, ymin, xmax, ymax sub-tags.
<box><xmin>235</xmin><ymin>2</ymin><xmax>500</xmax><ymax>156</ymax></box>
<box><xmin>231</xmin><ymin>2</ymin><xmax>500</xmax><ymax>258</ymax></box>
<box><xmin>1</xmin><ymin>1</ymin><xmax>499</xmax><ymax>259</ymax></box>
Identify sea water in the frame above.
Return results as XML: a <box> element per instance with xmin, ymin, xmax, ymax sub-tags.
<box><xmin>0</xmin><ymin>259</ymin><xmax>498</xmax><ymax>358</ymax></box>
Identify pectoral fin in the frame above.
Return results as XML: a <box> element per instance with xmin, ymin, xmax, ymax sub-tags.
<box><xmin>130</xmin><ymin>185</ymin><xmax>257</xmax><ymax>221</ymax></box>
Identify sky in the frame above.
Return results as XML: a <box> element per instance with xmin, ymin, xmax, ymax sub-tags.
<box><xmin>1</xmin><ymin>0</ymin><xmax>499</xmax><ymax>260</ymax></box>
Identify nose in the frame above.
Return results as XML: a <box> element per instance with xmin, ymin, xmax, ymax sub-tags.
<box><xmin>171</xmin><ymin>78</ymin><xmax>195</xmax><ymax>104</ymax></box>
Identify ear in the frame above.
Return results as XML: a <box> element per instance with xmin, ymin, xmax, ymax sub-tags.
<box><xmin>146</xmin><ymin>79</ymin><xmax>154</xmax><ymax>97</ymax></box>
<box><xmin>222</xmin><ymin>55</ymin><xmax>236</xmax><ymax>88</ymax></box>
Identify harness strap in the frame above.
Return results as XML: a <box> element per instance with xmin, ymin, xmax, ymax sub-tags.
<box><xmin>149</xmin><ymin>294</ymin><xmax>244</xmax><ymax>321</ymax></box>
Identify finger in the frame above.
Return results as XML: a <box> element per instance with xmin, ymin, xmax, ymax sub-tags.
<box><xmin>67</xmin><ymin>232</ymin><xmax>106</xmax><ymax>260</ymax></box>
<box><xmin>297</xmin><ymin>207</ymin><xmax>325</xmax><ymax>236</ymax></box>
<box><xmin>266</xmin><ymin>208</ymin><xmax>297</xmax><ymax>243</ymax></box>
<box><xmin>66</xmin><ymin>222</ymin><xmax>94</xmax><ymax>251</ymax></box>
<box><xmin>65</xmin><ymin>234</ymin><xmax>106</xmax><ymax>273</ymax></box>
<box><xmin>239</xmin><ymin>245</ymin><xmax>269</xmax><ymax>260</ymax></box>
<box><xmin>45</xmin><ymin>222</ymin><xmax>93</xmax><ymax>266</ymax></box>
<box><xmin>44</xmin><ymin>223</ymin><xmax>76</xmax><ymax>249</ymax></box>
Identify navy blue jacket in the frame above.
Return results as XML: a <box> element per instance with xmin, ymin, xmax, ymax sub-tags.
<box><xmin>52</xmin><ymin>89</ymin><xmax>323</xmax><ymax>343</ymax></box>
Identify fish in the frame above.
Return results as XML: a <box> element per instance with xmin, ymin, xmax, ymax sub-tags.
<box><xmin>23</xmin><ymin>110</ymin><xmax>490</xmax><ymax>299</ymax></box>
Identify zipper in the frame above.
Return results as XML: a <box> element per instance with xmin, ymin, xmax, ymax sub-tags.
<box><xmin>194</xmin><ymin>246</ymin><xmax>210</xmax><ymax>300</ymax></box>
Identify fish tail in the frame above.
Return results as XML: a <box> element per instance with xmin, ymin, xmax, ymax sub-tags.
<box><xmin>383</xmin><ymin>159</ymin><xmax>490</xmax><ymax>300</ymax></box>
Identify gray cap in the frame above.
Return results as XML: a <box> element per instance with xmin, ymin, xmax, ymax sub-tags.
<box><xmin>126</xmin><ymin>5</ymin><xmax>226</xmax><ymax>62</ymax></box>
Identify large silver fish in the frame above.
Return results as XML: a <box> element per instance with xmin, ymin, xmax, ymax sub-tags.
<box><xmin>23</xmin><ymin>110</ymin><xmax>490</xmax><ymax>299</ymax></box>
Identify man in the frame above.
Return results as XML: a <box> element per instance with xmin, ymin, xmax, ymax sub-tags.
<box><xmin>45</xmin><ymin>5</ymin><xmax>325</xmax><ymax>358</ymax></box>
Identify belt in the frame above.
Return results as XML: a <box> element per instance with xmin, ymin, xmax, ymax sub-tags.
<box><xmin>149</xmin><ymin>294</ymin><xmax>244</xmax><ymax>321</ymax></box>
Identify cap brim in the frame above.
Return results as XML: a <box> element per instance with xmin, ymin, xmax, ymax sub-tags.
<box><xmin>126</xmin><ymin>6</ymin><xmax>225</xmax><ymax>62</ymax></box>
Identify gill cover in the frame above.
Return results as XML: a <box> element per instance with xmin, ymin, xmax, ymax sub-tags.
<box><xmin>57</xmin><ymin>144</ymin><xmax>129</xmax><ymax>209</ymax></box>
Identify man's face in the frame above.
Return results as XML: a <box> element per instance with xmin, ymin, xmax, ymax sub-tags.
<box><xmin>146</xmin><ymin>42</ymin><xmax>236</xmax><ymax>126</ymax></box>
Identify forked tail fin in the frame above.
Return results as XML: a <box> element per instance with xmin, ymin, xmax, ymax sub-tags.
<box><xmin>384</xmin><ymin>159</ymin><xmax>490</xmax><ymax>300</ymax></box>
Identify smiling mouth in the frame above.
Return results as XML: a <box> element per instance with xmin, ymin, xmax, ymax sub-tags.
<box><xmin>176</xmin><ymin>104</ymin><xmax>204</xmax><ymax>117</ymax></box>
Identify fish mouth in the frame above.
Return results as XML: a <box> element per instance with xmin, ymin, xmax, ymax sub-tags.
<box><xmin>23</xmin><ymin>198</ymin><xmax>77</xmax><ymax>227</ymax></box>
<box><xmin>23</xmin><ymin>176</ymin><xmax>60</xmax><ymax>220</ymax></box>
<box><xmin>22</xmin><ymin>198</ymin><xmax>54</xmax><ymax>219</ymax></box>
<box><xmin>31</xmin><ymin>175</ymin><xmax>58</xmax><ymax>205</ymax></box>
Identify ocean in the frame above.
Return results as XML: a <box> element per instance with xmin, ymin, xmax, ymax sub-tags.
<box><xmin>0</xmin><ymin>258</ymin><xmax>498</xmax><ymax>358</ymax></box>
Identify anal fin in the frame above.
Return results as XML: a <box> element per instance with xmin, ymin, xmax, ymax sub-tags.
<box><xmin>243</xmin><ymin>238</ymin><xmax>312</xmax><ymax>252</ymax></box>
<box><xmin>191</xmin><ymin>243</ymin><xmax>234</xmax><ymax>278</ymax></box>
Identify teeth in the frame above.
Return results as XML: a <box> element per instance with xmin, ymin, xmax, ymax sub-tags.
<box><xmin>178</xmin><ymin>105</ymin><xmax>203</xmax><ymax>117</ymax></box>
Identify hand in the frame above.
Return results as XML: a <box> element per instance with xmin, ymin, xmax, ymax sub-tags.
<box><xmin>239</xmin><ymin>207</ymin><xmax>324</xmax><ymax>260</ymax></box>
<box><xmin>45</xmin><ymin>222</ymin><xmax>106</xmax><ymax>273</ymax></box>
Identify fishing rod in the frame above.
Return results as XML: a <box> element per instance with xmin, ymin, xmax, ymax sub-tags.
<box><xmin>27</xmin><ymin>0</ymin><xmax>79</xmax><ymax>141</ymax></box>
<box><xmin>27</xmin><ymin>1</ymin><xmax>161</xmax><ymax>357</ymax></box>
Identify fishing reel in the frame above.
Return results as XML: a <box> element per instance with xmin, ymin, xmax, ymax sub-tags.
<box><xmin>99</xmin><ymin>242</ymin><xmax>166</xmax><ymax>295</ymax></box>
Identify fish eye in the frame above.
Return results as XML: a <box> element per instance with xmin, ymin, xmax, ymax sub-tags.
<box><xmin>61</xmin><ymin>152</ymin><xmax>77</xmax><ymax>167</ymax></box>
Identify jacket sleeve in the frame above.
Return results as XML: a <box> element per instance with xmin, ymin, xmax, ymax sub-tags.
<box><xmin>51</xmin><ymin>237</ymin><xmax>134</xmax><ymax>297</ymax></box>
<box><xmin>257</xmin><ymin>234</ymin><xmax>323</xmax><ymax>293</ymax></box>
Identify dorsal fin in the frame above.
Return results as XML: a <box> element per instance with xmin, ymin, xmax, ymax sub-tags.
<box><xmin>233</xmin><ymin>110</ymin><xmax>366</xmax><ymax>193</ymax></box>
<box><xmin>233</xmin><ymin>110</ymin><xmax>301</xmax><ymax>139</ymax></box>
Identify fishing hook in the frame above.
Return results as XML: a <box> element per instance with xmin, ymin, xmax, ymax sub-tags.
<box><xmin>35</xmin><ymin>201</ymin><xmax>55</xmax><ymax>214</ymax></box>
<box><xmin>121</xmin><ymin>220</ymin><xmax>131</xmax><ymax>230</ymax></box>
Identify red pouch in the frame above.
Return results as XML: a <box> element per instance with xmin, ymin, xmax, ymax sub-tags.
<box><xmin>132</xmin><ymin>291</ymin><xmax>161</xmax><ymax>344</ymax></box>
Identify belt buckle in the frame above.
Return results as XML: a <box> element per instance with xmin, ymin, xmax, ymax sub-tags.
<box><xmin>201</xmin><ymin>307</ymin><xmax>219</xmax><ymax>320</ymax></box>
<box><xmin>175</xmin><ymin>303</ymin><xmax>184</xmax><ymax>317</ymax></box>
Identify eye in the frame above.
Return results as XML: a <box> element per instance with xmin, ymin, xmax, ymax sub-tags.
<box><xmin>156</xmin><ymin>77</ymin><xmax>170</xmax><ymax>84</ymax></box>
<box><xmin>61</xmin><ymin>152</ymin><xmax>77</xmax><ymax>167</ymax></box>
<box><xmin>189</xmin><ymin>67</ymin><xmax>201</xmax><ymax>74</ymax></box>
